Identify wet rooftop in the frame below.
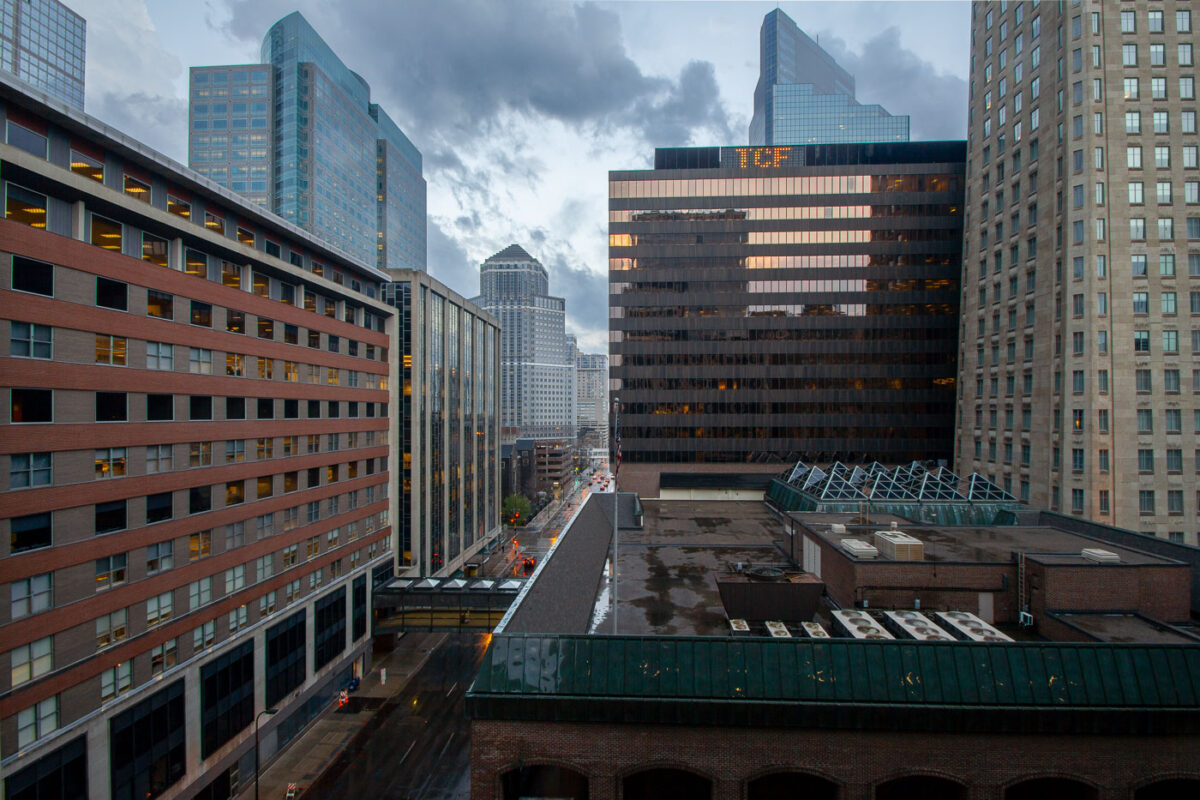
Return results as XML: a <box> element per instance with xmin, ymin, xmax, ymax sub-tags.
<box><xmin>1050</xmin><ymin>613</ymin><xmax>1200</xmax><ymax>644</ymax></box>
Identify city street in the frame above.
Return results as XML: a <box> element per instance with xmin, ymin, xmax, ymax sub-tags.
<box><xmin>302</xmin><ymin>634</ymin><xmax>489</xmax><ymax>800</ymax></box>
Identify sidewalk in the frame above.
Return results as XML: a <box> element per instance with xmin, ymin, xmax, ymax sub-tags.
<box><xmin>244</xmin><ymin>631</ymin><xmax>447</xmax><ymax>800</ymax></box>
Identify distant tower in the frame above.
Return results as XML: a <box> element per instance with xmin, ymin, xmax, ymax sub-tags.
<box><xmin>749</xmin><ymin>8</ymin><xmax>908</xmax><ymax>145</ymax></box>
<box><xmin>475</xmin><ymin>245</ymin><xmax>575</xmax><ymax>440</ymax></box>
<box><xmin>189</xmin><ymin>11</ymin><xmax>426</xmax><ymax>271</ymax></box>
<box><xmin>0</xmin><ymin>0</ymin><xmax>85</xmax><ymax>109</ymax></box>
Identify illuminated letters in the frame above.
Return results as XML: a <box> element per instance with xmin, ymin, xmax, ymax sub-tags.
<box><xmin>732</xmin><ymin>146</ymin><xmax>792</xmax><ymax>168</ymax></box>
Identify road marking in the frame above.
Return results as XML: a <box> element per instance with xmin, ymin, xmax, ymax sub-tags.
<box><xmin>438</xmin><ymin>732</ymin><xmax>455</xmax><ymax>760</ymax></box>
<box><xmin>398</xmin><ymin>741</ymin><xmax>415</xmax><ymax>764</ymax></box>
<box><xmin>445</xmin><ymin>681</ymin><xmax>458</xmax><ymax>698</ymax></box>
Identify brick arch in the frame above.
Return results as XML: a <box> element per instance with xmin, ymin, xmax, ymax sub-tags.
<box><xmin>499</xmin><ymin>760</ymin><xmax>592</xmax><ymax>800</ymax></box>
<box><xmin>1002</xmin><ymin>774</ymin><xmax>1100</xmax><ymax>800</ymax></box>
<box><xmin>616</xmin><ymin>761</ymin><xmax>718</xmax><ymax>784</ymax></box>
<box><xmin>874</xmin><ymin>770</ymin><xmax>969</xmax><ymax>800</ymax></box>
<box><xmin>1132</xmin><ymin>775</ymin><xmax>1200</xmax><ymax>800</ymax></box>
<box><xmin>744</xmin><ymin>764</ymin><xmax>844</xmax><ymax>788</ymax></box>
<box><xmin>746</xmin><ymin>768</ymin><xmax>842</xmax><ymax>800</ymax></box>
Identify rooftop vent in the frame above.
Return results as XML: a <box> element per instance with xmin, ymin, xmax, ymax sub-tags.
<box><xmin>830</xmin><ymin>522</ymin><xmax>847</xmax><ymax>534</ymax></box>
<box><xmin>801</xmin><ymin>622</ymin><xmax>830</xmax><ymax>639</ymax></box>
<box><xmin>765</xmin><ymin>620</ymin><xmax>791</xmax><ymax>638</ymax></box>
<box><xmin>883</xmin><ymin>610</ymin><xmax>956</xmax><ymax>641</ymax></box>
<box><xmin>873</xmin><ymin>530</ymin><xmax>924</xmax><ymax>561</ymax></box>
<box><xmin>840</xmin><ymin>539</ymin><xmax>879</xmax><ymax>559</ymax></box>
<box><xmin>932</xmin><ymin>610</ymin><xmax>1014</xmax><ymax>642</ymax></box>
<box><xmin>1081</xmin><ymin>547</ymin><xmax>1120</xmax><ymax>563</ymax></box>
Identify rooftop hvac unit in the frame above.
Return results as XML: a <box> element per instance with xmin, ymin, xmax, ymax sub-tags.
<box><xmin>830</xmin><ymin>522</ymin><xmax>847</xmax><ymax>534</ymax></box>
<box><xmin>873</xmin><ymin>530</ymin><xmax>924</xmax><ymax>561</ymax></box>
<box><xmin>801</xmin><ymin>622</ymin><xmax>830</xmax><ymax>639</ymax></box>
<box><xmin>728</xmin><ymin>618</ymin><xmax>750</xmax><ymax>633</ymax></box>
<box><xmin>765</xmin><ymin>620</ymin><xmax>791</xmax><ymax>638</ymax></box>
<box><xmin>883</xmin><ymin>610</ymin><xmax>956</xmax><ymax>641</ymax></box>
<box><xmin>933</xmin><ymin>610</ymin><xmax>1014</xmax><ymax>642</ymax></box>
<box><xmin>840</xmin><ymin>539</ymin><xmax>879</xmax><ymax>559</ymax></box>
<box><xmin>830</xmin><ymin>609</ymin><xmax>895</xmax><ymax>639</ymax></box>
<box><xmin>1081</xmin><ymin>547</ymin><xmax>1121</xmax><ymax>563</ymax></box>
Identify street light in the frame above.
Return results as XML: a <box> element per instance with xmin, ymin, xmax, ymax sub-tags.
<box><xmin>255</xmin><ymin>707</ymin><xmax>279</xmax><ymax>800</ymax></box>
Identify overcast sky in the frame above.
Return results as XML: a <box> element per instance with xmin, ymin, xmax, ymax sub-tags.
<box><xmin>72</xmin><ymin>0</ymin><xmax>970</xmax><ymax>352</ymax></box>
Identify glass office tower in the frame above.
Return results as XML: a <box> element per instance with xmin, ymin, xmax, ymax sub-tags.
<box><xmin>0</xmin><ymin>0</ymin><xmax>85</xmax><ymax>109</ymax></box>
<box><xmin>609</xmin><ymin>143</ymin><xmax>965</xmax><ymax>493</ymax></box>
<box><xmin>190</xmin><ymin>12</ymin><xmax>426</xmax><ymax>271</ymax></box>
<box><xmin>750</xmin><ymin>8</ymin><xmax>908</xmax><ymax>146</ymax></box>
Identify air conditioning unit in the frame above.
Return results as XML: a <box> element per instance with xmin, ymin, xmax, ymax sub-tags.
<box><xmin>873</xmin><ymin>530</ymin><xmax>924</xmax><ymax>561</ymax></box>
<box><xmin>765</xmin><ymin>620</ymin><xmax>791</xmax><ymax>638</ymax></box>
<box><xmin>1081</xmin><ymin>547</ymin><xmax>1120</xmax><ymax>563</ymax></box>
<box><xmin>883</xmin><ymin>610</ymin><xmax>955</xmax><ymax>641</ymax></box>
<box><xmin>840</xmin><ymin>539</ymin><xmax>878</xmax><ymax>559</ymax></box>
<box><xmin>801</xmin><ymin>622</ymin><xmax>830</xmax><ymax>639</ymax></box>
<box><xmin>932</xmin><ymin>610</ymin><xmax>1014</xmax><ymax>642</ymax></box>
<box><xmin>830</xmin><ymin>609</ymin><xmax>895</xmax><ymax>639</ymax></box>
<box><xmin>830</xmin><ymin>522</ymin><xmax>847</xmax><ymax>534</ymax></box>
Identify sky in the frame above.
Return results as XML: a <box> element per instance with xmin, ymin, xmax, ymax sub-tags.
<box><xmin>71</xmin><ymin>0</ymin><xmax>971</xmax><ymax>352</ymax></box>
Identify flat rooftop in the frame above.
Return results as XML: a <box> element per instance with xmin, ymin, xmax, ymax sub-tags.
<box><xmin>593</xmin><ymin>500</ymin><xmax>786</xmax><ymax>637</ymax></box>
<box><xmin>800</xmin><ymin>520</ymin><xmax>1174</xmax><ymax>566</ymax></box>
<box><xmin>1050</xmin><ymin>613</ymin><xmax>1200</xmax><ymax>644</ymax></box>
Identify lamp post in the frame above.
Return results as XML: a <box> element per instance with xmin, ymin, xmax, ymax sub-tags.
<box><xmin>255</xmin><ymin>707</ymin><xmax>278</xmax><ymax>800</ymax></box>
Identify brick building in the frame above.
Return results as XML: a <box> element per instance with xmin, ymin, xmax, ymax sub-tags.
<box><xmin>0</xmin><ymin>74</ymin><xmax>497</xmax><ymax>800</ymax></box>
<box><xmin>466</xmin><ymin>495</ymin><xmax>1200</xmax><ymax>799</ymax></box>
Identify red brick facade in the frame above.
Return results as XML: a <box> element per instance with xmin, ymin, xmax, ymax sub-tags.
<box><xmin>471</xmin><ymin>719</ymin><xmax>1200</xmax><ymax>800</ymax></box>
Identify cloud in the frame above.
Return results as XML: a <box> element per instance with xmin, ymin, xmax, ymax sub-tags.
<box><xmin>73</xmin><ymin>0</ymin><xmax>188</xmax><ymax>159</ymax></box>
<box><xmin>816</xmin><ymin>26</ymin><xmax>968</xmax><ymax>141</ymax></box>
<box><xmin>222</xmin><ymin>0</ymin><xmax>735</xmax><ymax>149</ymax></box>
<box><xmin>426</xmin><ymin>218</ymin><xmax>480</xmax><ymax>299</ymax></box>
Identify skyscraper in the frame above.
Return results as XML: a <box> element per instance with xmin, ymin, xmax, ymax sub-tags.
<box><xmin>576</xmin><ymin>350</ymin><xmax>609</xmax><ymax>449</ymax></box>
<box><xmin>474</xmin><ymin>244</ymin><xmax>575</xmax><ymax>440</ymax></box>
<box><xmin>749</xmin><ymin>8</ymin><xmax>909</xmax><ymax>146</ymax></box>
<box><xmin>190</xmin><ymin>12</ymin><xmax>426</xmax><ymax>272</ymax></box>
<box><xmin>610</xmin><ymin>143</ymin><xmax>964</xmax><ymax>497</ymax></box>
<box><xmin>0</xmin><ymin>0</ymin><xmax>85</xmax><ymax>109</ymax></box>
<box><xmin>957</xmin><ymin>1</ymin><xmax>1200</xmax><ymax>545</ymax></box>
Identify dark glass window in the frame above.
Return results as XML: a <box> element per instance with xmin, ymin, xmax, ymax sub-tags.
<box><xmin>307</xmin><ymin>467</ymin><xmax>320</xmax><ymax>488</ymax></box>
<box><xmin>284</xmin><ymin>324</ymin><xmax>298</xmax><ymax>344</ymax></box>
<box><xmin>11</xmin><ymin>512</ymin><xmax>51</xmax><ymax>552</ymax></box>
<box><xmin>11</xmin><ymin>388</ymin><xmax>52</xmax><ymax>422</ymax></box>
<box><xmin>146</xmin><ymin>492</ymin><xmax>173</xmax><ymax>523</ymax></box>
<box><xmin>190</xmin><ymin>301</ymin><xmax>212</xmax><ymax>327</ymax></box>
<box><xmin>96</xmin><ymin>278</ymin><xmax>128</xmax><ymax>311</ymax></box>
<box><xmin>190</xmin><ymin>396</ymin><xmax>212</xmax><ymax>420</ymax></box>
<box><xmin>95</xmin><ymin>500</ymin><xmax>127</xmax><ymax>534</ymax></box>
<box><xmin>96</xmin><ymin>392</ymin><xmax>127</xmax><ymax>422</ymax></box>
<box><xmin>352</xmin><ymin>575</ymin><xmax>367</xmax><ymax>641</ymax></box>
<box><xmin>265</xmin><ymin>610</ymin><xmax>306</xmax><ymax>706</ymax></box>
<box><xmin>283</xmin><ymin>399</ymin><xmax>298</xmax><ymax>419</ymax></box>
<box><xmin>307</xmin><ymin>399</ymin><xmax>320</xmax><ymax>419</ymax></box>
<box><xmin>147</xmin><ymin>394</ymin><xmax>173</xmax><ymax>421</ymax></box>
<box><xmin>264</xmin><ymin>240</ymin><xmax>281</xmax><ymax>258</ymax></box>
<box><xmin>327</xmin><ymin>401</ymin><xmax>339</xmax><ymax>418</ymax></box>
<box><xmin>11</xmin><ymin>256</ymin><xmax>53</xmax><ymax>296</ymax></box>
<box><xmin>5</xmin><ymin>735</ymin><xmax>86</xmax><ymax>800</ymax></box>
<box><xmin>313</xmin><ymin>587</ymin><xmax>346</xmax><ymax>671</ymax></box>
<box><xmin>147</xmin><ymin>290</ymin><xmax>173</xmax><ymax>319</ymax></box>
<box><xmin>257</xmin><ymin>398</ymin><xmax>274</xmax><ymax>419</ymax></box>
<box><xmin>189</xmin><ymin>486</ymin><xmax>212</xmax><ymax>514</ymax></box>
<box><xmin>225</xmin><ymin>397</ymin><xmax>245</xmax><ymax>420</ymax></box>
<box><xmin>7</xmin><ymin>121</ymin><xmax>47</xmax><ymax>156</ymax></box>
<box><xmin>110</xmin><ymin>681</ymin><xmax>185</xmax><ymax>800</ymax></box>
<box><xmin>199</xmin><ymin>641</ymin><xmax>253</xmax><ymax>758</ymax></box>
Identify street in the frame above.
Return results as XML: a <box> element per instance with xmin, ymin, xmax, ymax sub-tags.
<box><xmin>302</xmin><ymin>634</ymin><xmax>489</xmax><ymax>800</ymax></box>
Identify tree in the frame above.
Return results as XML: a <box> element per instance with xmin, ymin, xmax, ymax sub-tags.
<box><xmin>503</xmin><ymin>494</ymin><xmax>532</xmax><ymax>526</ymax></box>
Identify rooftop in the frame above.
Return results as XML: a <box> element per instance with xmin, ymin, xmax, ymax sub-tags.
<box><xmin>800</xmin><ymin>520</ymin><xmax>1176</xmax><ymax>566</ymax></box>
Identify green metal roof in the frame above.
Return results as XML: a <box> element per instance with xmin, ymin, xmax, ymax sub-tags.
<box><xmin>467</xmin><ymin>634</ymin><xmax>1200</xmax><ymax>734</ymax></box>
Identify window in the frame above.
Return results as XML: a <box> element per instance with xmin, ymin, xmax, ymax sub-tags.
<box><xmin>17</xmin><ymin>696</ymin><xmax>58</xmax><ymax>747</ymax></box>
<box><xmin>190</xmin><ymin>301</ymin><xmax>212</xmax><ymax>327</ymax></box>
<box><xmin>1164</xmin><ymin>292</ymin><xmax>1178</xmax><ymax>314</ymax></box>
<box><xmin>189</xmin><ymin>395</ymin><xmax>212</xmax><ymax>420</ymax></box>
<box><xmin>96</xmin><ymin>277</ymin><xmax>128</xmax><ymax>311</ymax></box>
<box><xmin>1131</xmin><ymin>218</ymin><xmax>1146</xmax><ymax>240</ymax></box>
<box><xmin>1123</xmin><ymin>44</ymin><xmax>1138</xmax><ymax>66</ymax></box>
<box><xmin>10</xmin><ymin>636</ymin><xmax>52</xmax><ymax>687</ymax></box>
<box><xmin>146</xmin><ymin>491</ymin><xmax>173</xmax><ymax>524</ymax></box>
<box><xmin>146</xmin><ymin>591</ymin><xmax>173</xmax><ymax>626</ymax></box>
<box><xmin>9</xmin><ymin>451</ymin><xmax>51</xmax><ymax>489</ymax></box>
<box><xmin>95</xmin><ymin>499</ymin><xmax>127</xmax><ymax>534</ymax></box>
<box><xmin>1182</xmin><ymin>44</ymin><xmax>1195</xmax><ymax>67</ymax></box>
<box><xmin>71</xmin><ymin>152</ymin><xmax>103</xmax><ymax>181</ymax></box>
<box><xmin>1164</xmin><ymin>329</ymin><xmax>1179</xmax><ymax>353</ymax></box>
<box><xmin>1133</xmin><ymin>292</ymin><xmax>1150</xmax><ymax>314</ymax></box>
<box><xmin>147</xmin><ymin>290</ymin><xmax>173</xmax><ymax>319</ymax></box>
<box><xmin>190</xmin><ymin>483</ymin><xmax>212</xmax><ymax>514</ymax></box>
<box><xmin>1155</xmin><ymin>111</ymin><xmax>1170</xmax><ymax>134</ymax></box>
<box><xmin>91</xmin><ymin>214</ymin><xmax>122</xmax><ymax>252</ymax></box>
<box><xmin>142</xmin><ymin>232</ymin><xmax>168</xmax><ymax>267</ymax></box>
<box><xmin>147</xmin><ymin>341</ymin><xmax>173</xmax><ymax>370</ymax></box>
<box><xmin>93</xmin><ymin>555</ymin><xmax>128</xmax><ymax>593</ymax></box>
<box><xmin>1124</xmin><ymin>77</ymin><xmax>1139</xmax><ymax>99</ymax></box>
<box><xmin>147</xmin><ymin>541</ymin><xmax>173</xmax><ymax>574</ymax></box>
<box><xmin>96</xmin><ymin>608</ymin><xmax>128</xmax><ymax>648</ymax></box>
<box><xmin>147</xmin><ymin>444</ymin><xmax>173</xmax><ymax>473</ymax></box>
<box><xmin>95</xmin><ymin>391</ymin><xmax>127</xmax><ymax>423</ymax></box>
<box><xmin>10</xmin><ymin>321</ymin><xmax>52</xmax><ymax>359</ymax></box>
<box><xmin>94</xmin><ymin>334</ymin><xmax>127</xmax><ymax>366</ymax></box>
<box><xmin>1152</xmin><ymin>77</ymin><xmax>1168</xmax><ymax>100</ymax></box>
<box><xmin>1182</xmin><ymin>77</ymin><xmax>1196</xmax><ymax>100</ymax></box>
<box><xmin>6</xmin><ymin>171</ymin><xmax>51</xmax><ymax>226</ymax></box>
<box><xmin>151</xmin><ymin>638</ymin><xmax>178</xmax><ymax>675</ymax></box>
